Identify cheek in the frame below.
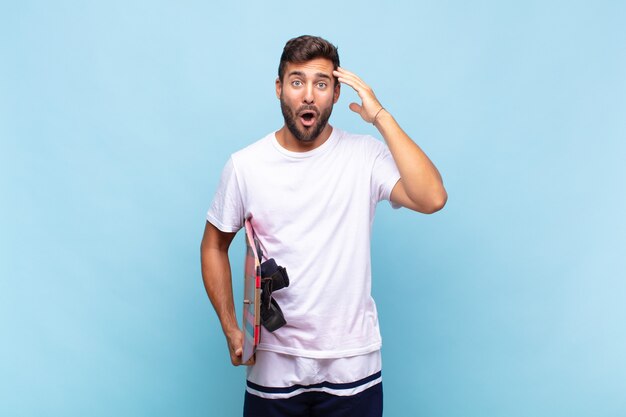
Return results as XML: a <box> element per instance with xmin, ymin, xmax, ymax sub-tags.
<box><xmin>322</xmin><ymin>91</ymin><xmax>337</xmax><ymax>105</ymax></box>
<box><xmin>282</xmin><ymin>89</ymin><xmax>300</xmax><ymax>102</ymax></box>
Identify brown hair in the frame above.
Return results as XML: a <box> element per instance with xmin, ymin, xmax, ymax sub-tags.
<box><xmin>278</xmin><ymin>35</ymin><xmax>340</xmax><ymax>83</ymax></box>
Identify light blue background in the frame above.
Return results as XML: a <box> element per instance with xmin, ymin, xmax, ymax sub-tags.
<box><xmin>1</xmin><ymin>1</ymin><xmax>625</xmax><ymax>416</ymax></box>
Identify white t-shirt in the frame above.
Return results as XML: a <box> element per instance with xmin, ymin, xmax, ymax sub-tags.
<box><xmin>207</xmin><ymin>127</ymin><xmax>400</xmax><ymax>358</ymax></box>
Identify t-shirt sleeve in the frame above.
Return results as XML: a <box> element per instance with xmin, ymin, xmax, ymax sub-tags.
<box><xmin>206</xmin><ymin>157</ymin><xmax>245</xmax><ymax>232</ymax></box>
<box><xmin>371</xmin><ymin>141</ymin><xmax>401</xmax><ymax>208</ymax></box>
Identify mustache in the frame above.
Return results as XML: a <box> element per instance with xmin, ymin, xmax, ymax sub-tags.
<box><xmin>296</xmin><ymin>105</ymin><xmax>319</xmax><ymax>116</ymax></box>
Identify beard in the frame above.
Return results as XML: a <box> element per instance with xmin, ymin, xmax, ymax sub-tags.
<box><xmin>280</xmin><ymin>97</ymin><xmax>333</xmax><ymax>143</ymax></box>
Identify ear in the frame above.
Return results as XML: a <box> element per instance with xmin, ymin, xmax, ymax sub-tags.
<box><xmin>333</xmin><ymin>81</ymin><xmax>341</xmax><ymax>104</ymax></box>
<box><xmin>275</xmin><ymin>77</ymin><xmax>282</xmax><ymax>99</ymax></box>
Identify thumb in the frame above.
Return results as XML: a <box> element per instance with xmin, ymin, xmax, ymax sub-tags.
<box><xmin>349</xmin><ymin>102</ymin><xmax>362</xmax><ymax>114</ymax></box>
<box><xmin>235</xmin><ymin>346</ymin><xmax>242</xmax><ymax>357</ymax></box>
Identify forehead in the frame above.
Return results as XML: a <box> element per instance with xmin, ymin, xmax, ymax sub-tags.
<box><xmin>284</xmin><ymin>58</ymin><xmax>335</xmax><ymax>78</ymax></box>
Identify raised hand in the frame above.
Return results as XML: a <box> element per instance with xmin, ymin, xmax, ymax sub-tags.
<box><xmin>333</xmin><ymin>67</ymin><xmax>385</xmax><ymax>124</ymax></box>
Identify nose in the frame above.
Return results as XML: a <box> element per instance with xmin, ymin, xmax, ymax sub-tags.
<box><xmin>303</xmin><ymin>83</ymin><xmax>314</xmax><ymax>104</ymax></box>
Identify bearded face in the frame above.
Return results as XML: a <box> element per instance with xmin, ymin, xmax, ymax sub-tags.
<box><xmin>276</xmin><ymin>58</ymin><xmax>339</xmax><ymax>145</ymax></box>
<box><xmin>280</xmin><ymin>97</ymin><xmax>333</xmax><ymax>143</ymax></box>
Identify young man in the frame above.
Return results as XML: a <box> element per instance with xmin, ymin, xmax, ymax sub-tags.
<box><xmin>201</xmin><ymin>35</ymin><xmax>447</xmax><ymax>417</ymax></box>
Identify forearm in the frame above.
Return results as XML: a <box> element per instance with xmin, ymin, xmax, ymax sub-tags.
<box><xmin>200</xmin><ymin>222</ymin><xmax>248</xmax><ymax>365</ymax></box>
<box><xmin>374</xmin><ymin>110</ymin><xmax>447</xmax><ymax>210</ymax></box>
<box><xmin>200</xmin><ymin>246</ymin><xmax>239</xmax><ymax>335</ymax></box>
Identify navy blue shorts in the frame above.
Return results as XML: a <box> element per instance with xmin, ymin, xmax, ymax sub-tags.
<box><xmin>243</xmin><ymin>382</ymin><xmax>383</xmax><ymax>417</ymax></box>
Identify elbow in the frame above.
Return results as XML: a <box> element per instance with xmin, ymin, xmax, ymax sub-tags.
<box><xmin>422</xmin><ymin>189</ymin><xmax>447</xmax><ymax>214</ymax></box>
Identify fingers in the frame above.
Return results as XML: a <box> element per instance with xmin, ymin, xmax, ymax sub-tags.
<box><xmin>230</xmin><ymin>341</ymin><xmax>256</xmax><ymax>366</ymax></box>
<box><xmin>333</xmin><ymin>67</ymin><xmax>369</xmax><ymax>92</ymax></box>
<box><xmin>334</xmin><ymin>67</ymin><xmax>362</xmax><ymax>83</ymax></box>
<box><xmin>243</xmin><ymin>354</ymin><xmax>256</xmax><ymax>366</ymax></box>
<box><xmin>224</xmin><ymin>328</ymin><xmax>256</xmax><ymax>366</ymax></box>
<box><xmin>226</xmin><ymin>328</ymin><xmax>244</xmax><ymax>366</ymax></box>
<box><xmin>229</xmin><ymin>345</ymin><xmax>242</xmax><ymax>366</ymax></box>
<box><xmin>349</xmin><ymin>102</ymin><xmax>362</xmax><ymax>114</ymax></box>
<box><xmin>334</xmin><ymin>67</ymin><xmax>383</xmax><ymax>123</ymax></box>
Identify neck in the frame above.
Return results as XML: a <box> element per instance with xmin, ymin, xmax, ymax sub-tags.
<box><xmin>275</xmin><ymin>124</ymin><xmax>334</xmax><ymax>152</ymax></box>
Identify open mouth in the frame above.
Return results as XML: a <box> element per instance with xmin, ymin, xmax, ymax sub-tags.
<box><xmin>299</xmin><ymin>110</ymin><xmax>317</xmax><ymax>127</ymax></box>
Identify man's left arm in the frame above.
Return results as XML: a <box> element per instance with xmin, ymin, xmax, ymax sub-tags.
<box><xmin>334</xmin><ymin>67</ymin><xmax>447</xmax><ymax>214</ymax></box>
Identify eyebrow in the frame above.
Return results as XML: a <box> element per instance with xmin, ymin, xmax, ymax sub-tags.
<box><xmin>287</xmin><ymin>71</ymin><xmax>332</xmax><ymax>80</ymax></box>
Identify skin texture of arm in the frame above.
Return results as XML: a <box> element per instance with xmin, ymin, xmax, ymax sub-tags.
<box><xmin>200</xmin><ymin>221</ymin><xmax>254</xmax><ymax>366</ymax></box>
<box><xmin>334</xmin><ymin>67</ymin><xmax>448</xmax><ymax>214</ymax></box>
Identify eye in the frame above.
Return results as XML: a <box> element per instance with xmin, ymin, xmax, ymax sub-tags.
<box><xmin>291</xmin><ymin>80</ymin><xmax>303</xmax><ymax>87</ymax></box>
<box><xmin>317</xmin><ymin>82</ymin><xmax>327</xmax><ymax>89</ymax></box>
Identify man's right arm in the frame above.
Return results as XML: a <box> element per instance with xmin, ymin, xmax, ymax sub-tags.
<box><xmin>200</xmin><ymin>220</ymin><xmax>251</xmax><ymax>366</ymax></box>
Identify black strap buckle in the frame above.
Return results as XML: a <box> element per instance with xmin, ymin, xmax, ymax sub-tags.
<box><xmin>259</xmin><ymin>258</ymin><xmax>290</xmax><ymax>332</ymax></box>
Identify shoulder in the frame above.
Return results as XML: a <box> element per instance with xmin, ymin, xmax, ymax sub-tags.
<box><xmin>230</xmin><ymin>132</ymin><xmax>276</xmax><ymax>165</ymax></box>
<box><xmin>335</xmin><ymin>128</ymin><xmax>389</xmax><ymax>154</ymax></box>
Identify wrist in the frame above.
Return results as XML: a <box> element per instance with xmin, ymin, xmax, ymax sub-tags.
<box><xmin>372</xmin><ymin>107</ymin><xmax>385</xmax><ymax>125</ymax></box>
<box><xmin>220</xmin><ymin>316</ymin><xmax>240</xmax><ymax>336</ymax></box>
<box><xmin>373</xmin><ymin>108</ymin><xmax>391</xmax><ymax>128</ymax></box>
